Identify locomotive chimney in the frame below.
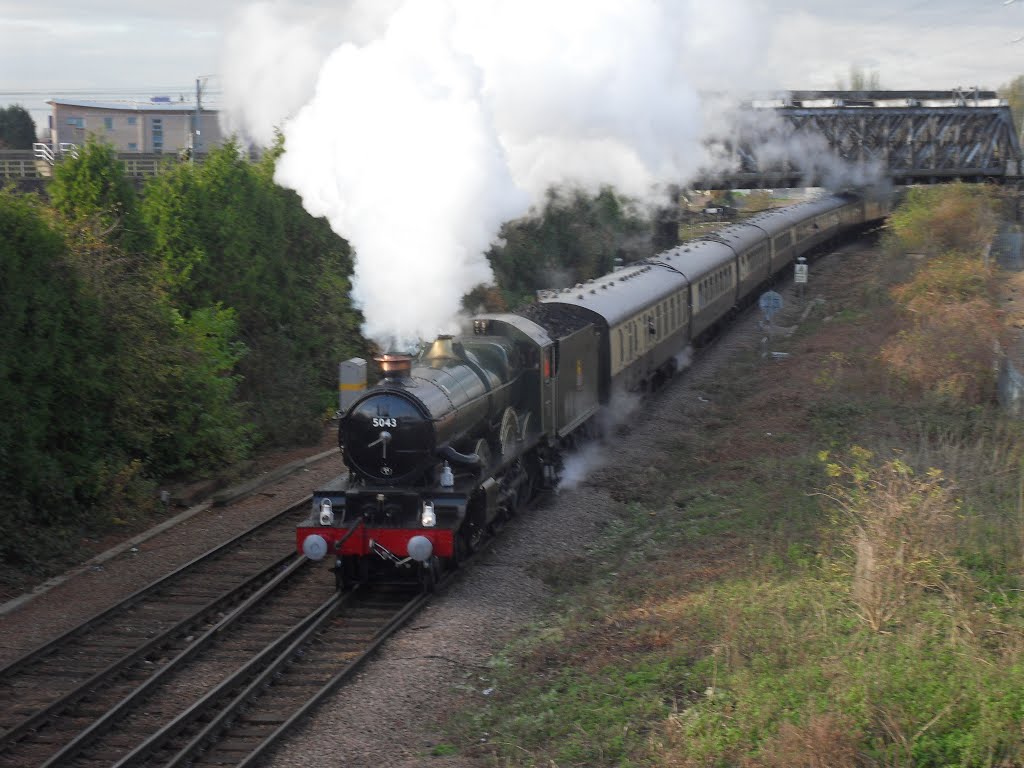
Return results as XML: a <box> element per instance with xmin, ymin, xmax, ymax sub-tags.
<box><xmin>375</xmin><ymin>353</ymin><xmax>413</xmax><ymax>380</ymax></box>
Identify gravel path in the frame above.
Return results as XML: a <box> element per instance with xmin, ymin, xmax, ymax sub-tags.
<box><xmin>0</xmin><ymin>245</ymin><xmax>857</xmax><ymax>767</ymax></box>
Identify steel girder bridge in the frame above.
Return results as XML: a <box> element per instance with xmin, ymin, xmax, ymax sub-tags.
<box><xmin>692</xmin><ymin>90</ymin><xmax>1023</xmax><ymax>190</ymax></box>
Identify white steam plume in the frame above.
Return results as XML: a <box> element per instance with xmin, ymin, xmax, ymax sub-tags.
<box><xmin>222</xmin><ymin>0</ymin><xmax>769</xmax><ymax>351</ymax></box>
<box><xmin>220</xmin><ymin>1</ymin><xmax>400</xmax><ymax>147</ymax></box>
<box><xmin>696</xmin><ymin>98</ymin><xmax>888</xmax><ymax>190</ymax></box>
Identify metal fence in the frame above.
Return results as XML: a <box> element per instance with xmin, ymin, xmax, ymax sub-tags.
<box><xmin>996</xmin><ymin>220</ymin><xmax>1024</xmax><ymax>416</ymax></box>
<box><xmin>0</xmin><ymin>146</ymin><xmax>200</xmax><ymax>180</ymax></box>
<box><xmin>998</xmin><ymin>351</ymin><xmax>1024</xmax><ymax>418</ymax></box>
<box><xmin>0</xmin><ymin>153</ymin><xmax>45</xmax><ymax>178</ymax></box>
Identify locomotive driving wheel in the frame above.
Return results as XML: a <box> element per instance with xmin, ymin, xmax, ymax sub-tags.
<box><xmin>473</xmin><ymin>438</ymin><xmax>492</xmax><ymax>475</ymax></box>
<box><xmin>499</xmin><ymin>407</ymin><xmax>520</xmax><ymax>457</ymax></box>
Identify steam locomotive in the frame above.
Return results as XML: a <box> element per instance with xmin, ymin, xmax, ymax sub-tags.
<box><xmin>296</xmin><ymin>192</ymin><xmax>890</xmax><ymax>589</ymax></box>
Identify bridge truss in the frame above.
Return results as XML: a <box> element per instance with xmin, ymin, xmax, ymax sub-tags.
<box><xmin>693</xmin><ymin>90</ymin><xmax>1023</xmax><ymax>190</ymax></box>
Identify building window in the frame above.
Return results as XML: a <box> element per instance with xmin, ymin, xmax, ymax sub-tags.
<box><xmin>127</xmin><ymin>116</ymin><xmax>137</xmax><ymax>126</ymax></box>
<box><xmin>128</xmin><ymin>143</ymin><xmax>138</xmax><ymax>151</ymax></box>
<box><xmin>151</xmin><ymin>117</ymin><xmax>163</xmax><ymax>151</ymax></box>
<box><xmin>104</xmin><ymin>117</ymin><xmax>113</xmax><ymax>130</ymax></box>
<box><xmin>66</xmin><ymin>117</ymin><xmax>84</xmax><ymax>129</ymax></box>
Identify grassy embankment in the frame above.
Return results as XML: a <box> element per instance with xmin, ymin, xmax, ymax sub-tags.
<box><xmin>447</xmin><ymin>185</ymin><xmax>1024</xmax><ymax>766</ymax></box>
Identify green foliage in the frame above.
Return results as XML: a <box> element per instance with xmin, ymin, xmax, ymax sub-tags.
<box><xmin>158</xmin><ymin>306</ymin><xmax>252</xmax><ymax>471</ymax></box>
<box><xmin>0</xmin><ymin>104</ymin><xmax>37</xmax><ymax>148</ymax></box>
<box><xmin>886</xmin><ymin>183</ymin><xmax>996</xmax><ymax>258</ymax></box>
<box><xmin>49</xmin><ymin>137</ymin><xmax>148</xmax><ymax>252</ymax></box>
<box><xmin>999</xmin><ymin>74</ymin><xmax>1024</xmax><ymax>136</ymax></box>
<box><xmin>2</xmin><ymin>135</ymin><xmax>369</xmax><ymax>579</ymax></box>
<box><xmin>475</xmin><ymin>556</ymin><xmax>1024</xmax><ymax>767</ymax></box>
<box><xmin>57</xmin><ymin>211</ymin><xmax>253</xmax><ymax>477</ymax></box>
<box><xmin>488</xmin><ymin>186</ymin><xmax>650</xmax><ymax>307</ymax></box>
<box><xmin>0</xmin><ymin>191</ymin><xmax>128</xmax><ymax>572</ymax></box>
<box><xmin>140</xmin><ymin>139</ymin><xmax>366</xmax><ymax>444</ymax></box>
<box><xmin>0</xmin><ymin>190</ymin><xmax>108</xmax><ymax>510</ymax></box>
<box><xmin>0</xmin><ymin>183</ymin><xmax>256</xmax><ymax>578</ymax></box>
<box><xmin>882</xmin><ymin>186</ymin><xmax>1000</xmax><ymax>404</ymax></box>
<box><xmin>138</xmin><ymin>162</ymin><xmax>208</xmax><ymax>290</ymax></box>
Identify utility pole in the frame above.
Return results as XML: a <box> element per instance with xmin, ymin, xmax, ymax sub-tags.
<box><xmin>192</xmin><ymin>77</ymin><xmax>203</xmax><ymax>159</ymax></box>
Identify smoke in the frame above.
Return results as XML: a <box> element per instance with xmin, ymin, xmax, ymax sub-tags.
<box><xmin>557</xmin><ymin>349</ymin><xmax>695</xmax><ymax>491</ymax></box>
<box><xmin>222</xmin><ymin>0</ymin><xmax>769</xmax><ymax>351</ymax></box>
<box><xmin>558</xmin><ymin>442</ymin><xmax>606</xmax><ymax>493</ymax></box>
<box><xmin>219</xmin><ymin>4</ymin><xmax>328</xmax><ymax>147</ymax></box>
<box><xmin>220</xmin><ymin>1</ymin><xmax>399</xmax><ymax>147</ymax></box>
<box><xmin>697</xmin><ymin>98</ymin><xmax>888</xmax><ymax>191</ymax></box>
<box><xmin>557</xmin><ymin>390</ymin><xmax>643</xmax><ymax>492</ymax></box>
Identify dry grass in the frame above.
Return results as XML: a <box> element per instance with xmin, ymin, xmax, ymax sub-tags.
<box><xmin>741</xmin><ymin>714</ymin><xmax>861</xmax><ymax>768</ymax></box>
<box><xmin>821</xmin><ymin>448</ymin><xmax>965</xmax><ymax>632</ymax></box>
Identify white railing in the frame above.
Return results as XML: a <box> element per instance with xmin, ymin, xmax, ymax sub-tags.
<box><xmin>33</xmin><ymin>142</ymin><xmax>54</xmax><ymax>164</ymax></box>
<box><xmin>32</xmin><ymin>143</ymin><xmax>78</xmax><ymax>163</ymax></box>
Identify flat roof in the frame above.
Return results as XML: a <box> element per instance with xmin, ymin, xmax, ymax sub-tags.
<box><xmin>49</xmin><ymin>99</ymin><xmax>215</xmax><ymax>113</ymax></box>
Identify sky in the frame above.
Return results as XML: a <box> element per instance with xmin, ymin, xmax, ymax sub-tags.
<box><xmin>1</xmin><ymin>0</ymin><xmax>1022</xmax><ymax>136</ymax></box>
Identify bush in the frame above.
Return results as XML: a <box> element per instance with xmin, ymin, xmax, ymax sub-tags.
<box><xmin>488</xmin><ymin>186</ymin><xmax>651</xmax><ymax>307</ymax></box>
<box><xmin>141</xmin><ymin>140</ymin><xmax>366</xmax><ymax>445</ymax></box>
<box><xmin>886</xmin><ymin>183</ymin><xmax>996</xmax><ymax>258</ymax></box>
<box><xmin>881</xmin><ymin>188</ymin><xmax>1001</xmax><ymax>404</ymax></box>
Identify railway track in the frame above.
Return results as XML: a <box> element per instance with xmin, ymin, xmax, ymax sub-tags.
<box><xmin>0</xmin><ymin>495</ymin><xmax>317</xmax><ymax>766</ymax></box>
<box><xmin>110</xmin><ymin>584</ymin><xmax>427</xmax><ymax>767</ymax></box>
<box><xmin>2</xmin><ymin>562</ymin><xmax>429</xmax><ymax>767</ymax></box>
<box><xmin>0</xmin><ymin>488</ymin><xmax>469</xmax><ymax>767</ymax></box>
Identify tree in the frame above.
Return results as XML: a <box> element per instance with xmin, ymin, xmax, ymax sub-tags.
<box><xmin>140</xmin><ymin>139</ymin><xmax>367</xmax><ymax>444</ymax></box>
<box><xmin>49</xmin><ymin>137</ymin><xmax>148</xmax><ymax>253</ymax></box>
<box><xmin>0</xmin><ymin>105</ymin><xmax>36</xmax><ymax>149</ymax></box>
<box><xmin>835</xmin><ymin>65</ymin><xmax>881</xmax><ymax>92</ymax></box>
<box><xmin>0</xmin><ymin>189</ymin><xmax>111</xmax><ymax>565</ymax></box>
<box><xmin>999</xmin><ymin>75</ymin><xmax>1024</xmax><ymax>138</ymax></box>
<box><xmin>487</xmin><ymin>186</ymin><xmax>651</xmax><ymax>307</ymax></box>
